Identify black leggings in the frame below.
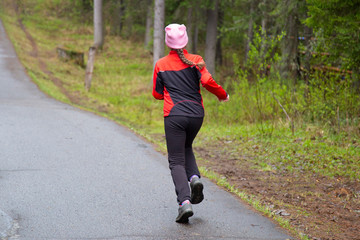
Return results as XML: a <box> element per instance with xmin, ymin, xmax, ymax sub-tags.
<box><xmin>164</xmin><ymin>116</ymin><xmax>203</xmax><ymax>204</ymax></box>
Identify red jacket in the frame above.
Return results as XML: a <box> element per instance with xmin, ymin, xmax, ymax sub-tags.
<box><xmin>152</xmin><ymin>49</ymin><xmax>227</xmax><ymax>117</ymax></box>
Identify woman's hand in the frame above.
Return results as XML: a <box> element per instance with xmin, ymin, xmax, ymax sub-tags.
<box><xmin>220</xmin><ymin>94</ymin><xmax>229</xmax><ymax>102</ymax></box>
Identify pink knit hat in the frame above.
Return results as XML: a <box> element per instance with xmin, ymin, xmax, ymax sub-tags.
<box><xmin>165</xmin><ymin>24</ymin><xmax>188</xmax><ymax>49</ymax></box>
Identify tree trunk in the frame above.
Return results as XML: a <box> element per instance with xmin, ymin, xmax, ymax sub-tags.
<box><xmin>205</xmin><ymin>0</ymin><xmax>219</xmax><ymax>75</ymax></box>
<box><xmin>186</xmin><ymin>6</ymin><xmax>193</xmax><ymax>53</ymax></box>
<box><xmin>110</xmin><ymin>0</ymin><xmax>124</xmax><ymax>36</ymax></box>
<box><xmin>94</xmin><ymin>0</ymin><xmax>104</xmax><ymax>48</ymax></box>
<box><xmin>82</xmin><ymin>0</ymin><xmax>92</xmax><ymax>11</ymax></box>
<box><xmin>191</xmin><ymin>8</ymin><xmax>200</xmax><ymax>54</ymax></box>
<box><xmin>144</xmin><ymin>0</ymin><xmax>153</xmax><ymax>49</ymax></box>
<box><xmin>80</xmin><ymin>0</ymin><xmax>92</xmax><ymax>19</ymax></box>
<box><xmin>352</xmin><ymin>69</ymin><xmax>360</xmax><ymax>93</ymax></box>
<box><xmin>85</xmin><ymin>0</ymin><xmax>103</xmax><ymax>90</ymax></box>
<box><xmin>124</xmin><ymin>10</ymin><xmax>133</xmax><ymax>38</ymax></box>
<box><xmin>192</xmin><ymin>24</ymin><xmax>198</xmax><ymax>54</ymax></box>
<box><xmin>110</xmin><ymin>0</ymin><xmax>120</xmax><ymax>36</ymax></box>
<box><xmin>85</xmin><ymin>46</ymin><xmax>97</xmax><ymax>91</ymax></box>
<box><xmin>153</xmin><ymin>0</ymin><xmax>165</xmax><ymax>67</ymax></box>
<box><xmin>303</xmin><ymin>24</ymin><xmax>312</xmax><ymax>100</ymax></box>
<box><xmin>216</xmin><ymin>6</ymin><xmax>224</xmax><ymax>66</ymax></box>
<box><xmin>118</xmin><ymin>0</ymin><xmax>125</xmax><ymax>34</ymax></box>
<box><xmin>244</xmin><ymin>0</ymin><xmax>255</xmax><ymax>64</ymax></box>
<box><xmin>281</xmin><ymin>7</ymin><xmax>300</xmax><ymax>83</ymax></box>
<box><xmin>260</xmin><ymin>0</ymin><xmax>267</xmax><ymax>58</ymax></box>
<box><xmin>304</xmin><ymin>26</ymin><xmax>312</xmax><ymax>76</ymax></box>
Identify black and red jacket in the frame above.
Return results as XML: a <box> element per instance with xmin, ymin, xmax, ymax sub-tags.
<box><xmin>152</xmin><ymin>49</ymin><xmax>227</xmax><ymax>117</ymax></box>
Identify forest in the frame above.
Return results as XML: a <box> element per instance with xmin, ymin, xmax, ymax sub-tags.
<box><xmin>83</xmin><ymin>0</ymin><xmax>359</xmax><ymax>133</ymax></box>
<box><xmin>8</xmin><ymin>0</ymin><xmax>360</xmax><ymax>129</ymax></box>
<box><xmin>0</xmin><ymin>0</ymin><xmax>359</xmax><ymax>239</ymax></box>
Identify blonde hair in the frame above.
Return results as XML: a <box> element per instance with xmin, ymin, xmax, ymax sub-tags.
<box><xmin>175</xmin><ymin>49</ymin><xmax>206</xmax><ymax>70</ymax></box>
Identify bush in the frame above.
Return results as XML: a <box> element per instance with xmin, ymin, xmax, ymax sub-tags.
<box><xmin>209</xmin><ymin>26</ymin><xmax>360</xmax><ymax>137</ymax></box>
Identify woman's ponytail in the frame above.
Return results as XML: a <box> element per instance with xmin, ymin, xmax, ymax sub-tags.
<box><xmin>175</xmin><ymin>49</ymin><xmax>206</xmax><ymax>70</ymax></box>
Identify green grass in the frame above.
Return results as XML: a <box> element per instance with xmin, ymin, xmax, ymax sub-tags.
<box><xmin>28</xmin><ymin>70</ymin><xmax>70</xmax><ymax>103</ymax></box>
<box><xmin>195</xmin><ymin>122</ymin><xmax>360</xmax><ymax>180</ymax></box>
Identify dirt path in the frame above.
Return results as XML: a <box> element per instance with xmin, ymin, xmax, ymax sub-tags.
<box><xmin>195</xmin><ymin>141</ymin><xmax>360</xmax><ymax>240</ymax></box>
<box><xmin>12</xmin><ymin>1</ymin><xmax>82</xmax><ymax>105</ymax></box>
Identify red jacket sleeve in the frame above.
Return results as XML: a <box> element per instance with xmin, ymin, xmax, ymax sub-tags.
<box><xmin>152</xmin><ymin>63</ymin><xmax>164</xmax><ymax>100</ymax></box>
<box><xmin>198</xmin><ymin>61</ymin><xmax>227</xmax><ymax>100</ymax></box>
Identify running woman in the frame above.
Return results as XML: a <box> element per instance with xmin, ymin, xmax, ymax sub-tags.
<box><xmin>152</xmin><ymin>23</ymin><xmax>229</xmax><ymax>223</ymax></box>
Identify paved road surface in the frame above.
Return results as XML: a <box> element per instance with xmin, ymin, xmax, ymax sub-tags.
<box><xmin>0</xmin><ymin>20</ymin><xmax>293</xmax><ymax>240</ymax></box>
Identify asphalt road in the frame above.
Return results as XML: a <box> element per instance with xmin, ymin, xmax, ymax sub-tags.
<box><xmin>0</xmin><ymin>20</ymin><xmax>293</xmax><ymax>240</ymax></box>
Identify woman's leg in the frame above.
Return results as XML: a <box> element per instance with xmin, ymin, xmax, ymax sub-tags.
<box><xmin>184</xmin><ymin>117</ymin><xmax>203</xmax><ymax>180</ymax></box>
<box><xmin>164</xmin><ymin>116</ymin><xmax>203</xmax><ymax>204</ymax></box>
<box><xmin>164</xmin><ymin>116</ymin><xmax>190</xmax><ymax>204</ymax></box>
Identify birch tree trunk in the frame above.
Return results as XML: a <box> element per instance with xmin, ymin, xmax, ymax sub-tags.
<box><xmin>85</xmin><ymin>46</ymin><xmax>96</xmax><ymax>91</ymax></box>
<box><xmin>153</xmin><ymin>0</ymin><xmax>165</xmax><ymax>67</ymax></box>
<box><xmin>144</xmin><ymin>0</ymin><xmax>153</xmax><ymax>49</ymax></box>
<box><xmin>205</xmin><ymin>0</ymin><xmax>219</xmax><ymax>75</ymax></box>
<box><xmin>84</xmin><ymin>0</ymin><xmax>103</xmax><ymax>91</ymax></box>
<box><xmin>94</xmin><ymin>0</ymin><xmax>104</xmax><ymax>48</ymax></box>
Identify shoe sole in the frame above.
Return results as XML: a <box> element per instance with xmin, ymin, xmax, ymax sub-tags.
<box><xmin>191</xmin><ymin>181</ymin><xmax>204</xmax><ymax>204</ymax></box>
<box><xmin>176</xmin><ymin>209</ymin><xmax>194</xmax><ymax>223</ymax></box>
